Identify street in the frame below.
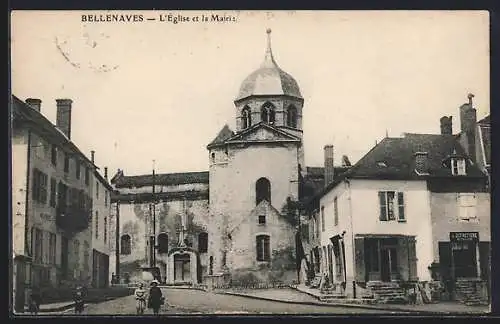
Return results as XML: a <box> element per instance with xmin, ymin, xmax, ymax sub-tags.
<box><xmin>57</xmin><ymin>288</ymin><xmax>392</xmax><ymax>315</ymax></box>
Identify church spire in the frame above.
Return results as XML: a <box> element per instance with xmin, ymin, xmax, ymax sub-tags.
<box><xmin>262</xmin><ymin>28</ymin><xmax>277</xmax><ymax>68</ymax></box>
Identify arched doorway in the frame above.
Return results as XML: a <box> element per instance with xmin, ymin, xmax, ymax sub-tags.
<box><xmin>174</xmin><ymin>253</ymin><xmax>191</xmax><ymax>282</ymax></box>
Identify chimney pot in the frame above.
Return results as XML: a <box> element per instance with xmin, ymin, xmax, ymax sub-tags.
<box><xmin>91</xmin><ymin>150</ymin><xmax>95</xmax><ymax>163</ymax></box>
<box><xmin>104</xmin><ymin>167</ymin><xmax>108</xmax><ymax>180</ymax></box>
<box><xmin>459</xmin><ymin>95</ymin><xmax>477</xmax><ymax>160</ymax></box>
<box><xmin>56</xmin><ymin>99</ymin><xmax>73</xmax><ymax>139</ymax></box>
<box><xmin>440</xmin><ymin>116</ymin><xmax>453</xmax><ymax>135</ymax></box>
<box><xmin>324</xmin><ymin>145</ymin><xmax>335</xmax><ymax>187</ymax></box>
<box><xmin>25</xmin><ymin>98</ymin><xmax>42</xmax><ymax>112</ymax></box>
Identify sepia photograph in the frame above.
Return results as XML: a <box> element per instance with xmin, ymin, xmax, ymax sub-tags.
<box><xmin>9</xmin><ymin>10</ymin><xmax>491</xmax><ymax>316</ymax></box>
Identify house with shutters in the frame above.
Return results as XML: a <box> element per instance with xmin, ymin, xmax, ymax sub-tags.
<box><xmin>302</xmin><ymin>95</ymin><xmax>490</xmax><ymax>304</ymax></box>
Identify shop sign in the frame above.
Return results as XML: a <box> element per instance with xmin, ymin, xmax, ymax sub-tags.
<box><xmin>449</xmin><ymin>232</ymin><xmax>479</xmax><ymax>242</ymax></box>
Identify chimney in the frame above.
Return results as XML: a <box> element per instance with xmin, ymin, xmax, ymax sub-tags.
<box><xmin>91</xmin><ymin>150</ymin><xmax>95</xmax><ymax>163</ymax></box>
<box><xmin>56</xmin><ymin>99</ymin><xmax>73</xmax><ymax>139</ymax></box>
<box><xmin>459</xmin><ymin>93</ymin><xmax>477</xmax><ymax>160</ymax></box>
<box><xmin>414</xmin><ymin>151</ymin><xmax>429</xmax><ymax>175</ymax></box>
<box><xmin>25</xmin><ymin>98</ymin><xmax>42</xmax><ymax>112</ymax></box>
<box><xmin>104</xmin><ymin>167</ymin><xmax>108</xmax><ymax>180</ymax></box>
<box><xmin>324</xmin><ymin>145</ymin><xmax>335</xmax><ymax>187</ymax></box>
<box><xmin>440</xmin><ymin>116</ymin><xmax>453</xmax><ymax>135</ymax></box>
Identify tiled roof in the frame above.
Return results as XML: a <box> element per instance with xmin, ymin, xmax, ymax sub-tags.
<box><xmin>11</xmin><ymin>95</ymin><xmax>94</xmax><ymax>167</ymax></box>
<box><xmin>114</xmin><ymin>171</ymin><xmax>209</xmax><ymax>188</ymax></box>
<box><xmin>300</xmin><ymin>166</ymin><xmax>351</xmax><ymax>202</ymax></box>
<box><xmin>207</xmin><ymin>124</ymin><xmax>234</xmax><ymax>148</ymax></box>
<box><xmin>346</xmin><ymin>134</ymin><xmax>485</xmax><ymax>180</ymax></box>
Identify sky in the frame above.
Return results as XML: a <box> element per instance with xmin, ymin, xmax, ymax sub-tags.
<box><xmin>11</xmin><ymin>10</ymin><xmax>490</xmax><ymax>177</ymax></box>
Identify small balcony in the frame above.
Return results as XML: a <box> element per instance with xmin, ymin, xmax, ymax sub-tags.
<box><xmin>56</xmin><ymin>205</ymin><xmax>91</xmax><ymax>234</ymax></box>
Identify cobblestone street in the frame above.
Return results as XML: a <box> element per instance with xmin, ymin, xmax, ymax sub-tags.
<box><xmin>57</xmin><ymin>288</ymin><xmax>392</xmax><ymax>315</ymax></box>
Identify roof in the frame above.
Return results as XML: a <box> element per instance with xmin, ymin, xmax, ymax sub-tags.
<box><xmin>300</xmin><ymin>166</ymin><xmax>351</xmax><ymax>203</ymax></box>
<box><xmin>314</xmin><ymin>133</ymin><xmax>488</xmax><ymax>201</ymax></box>
<box><xmin>94</xmin><ymin>169</ymin><xmax>113</xmax><ymax>191</ymax></box>
<box><xmin>235</xmin><ymin>30</ymin><xmax>302</xmax><ymax>102</ymax></box>
<box><xmin>113</xmin><ymin>171</ymin><xmax>209</xmax><ymax>188</ymax></box>
<box><xmin>208</xmin><ymin>124</ymin><xmax>234</xmax><ymax>147</ymax></box>
<box><xmin>478</xmin><ymin>115</ymin><xmax>490</xmax><ymax>165</ymax></box>
<box><xmin>11</xmin><ymin>95</ymin><xmax>95</xmax><ymax>168</ymax></box>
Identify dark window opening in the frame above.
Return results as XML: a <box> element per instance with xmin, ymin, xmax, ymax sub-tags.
<box><xmin>256</xmin><ymin>235</ymin><xmax>270</xmax><ymax>262</ymax></box>
<box><xmin>76</xmin><ymin>161</ymin><xmax>81</xmax><ymax>180</ymax></box>
<box><xmin>85</xmin><ymin>168</ymin><xmax>90</xmax><ymax>186</ymax></box>
<box><xmin>209</xmin><ymin>256</ymin><xmax>214</xmax><ymax>275</ymax></box>
<box><xmin>256</xmin><ymin>177</ymin><xmax>271</xmax><ymax>205</ymax></box>
<box><xmin>51</xmin><ymin>145</ymin><xmax>57</xmax><ymax>166</ymax></box>
<box><xmin>258</xmin><ymin>215</ymin><xmax>266</xmax><ymax>225</ymax></box>
<box><xmin>120</xmin><ymin>234</ymin><xmax>131</xmax><ymax>255</ymax></box>
<box><xmin>64</xmin><ymin>154</ymin><xmax>70</xmax><ymax>173</ymax></box>
<box><xmin>286</xmin><ymin>105</ymin><xmax>298</xmax><ymax>128</ymax></box>
<box><xmin>198</xmin><ymin>232</ymin><xmax>208</xmax><ymax>253</ymax></box>
<box><xmin>261</xmin><ymin>103</ymin><xmax>276</xmax><ymax>124</ymax></box>
<box><xmin>49</xmin><ymin>178</ymin><xmax>57</xmax><ymax>207</ymax></box>
<box><xmin>157</xmin><ymin>233</ymin><xmax>169</xmax><ymax>254</ymax></box>
<box><xmin>242</xmin><ymin>106</ymin><xmax>252</xmax><ymax>129</ymax></box>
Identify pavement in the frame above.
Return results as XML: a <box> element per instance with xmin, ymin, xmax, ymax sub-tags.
<box><xmin>14</xmin><ymin>286</ymin><xmax>491</xmax><ymax>315</ymax></box>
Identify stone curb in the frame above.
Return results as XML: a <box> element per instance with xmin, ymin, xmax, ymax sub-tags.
<box><xmin>218</xmin><ymin>291</ymin><xmax>479</xmax><ymax>315</ymax></box>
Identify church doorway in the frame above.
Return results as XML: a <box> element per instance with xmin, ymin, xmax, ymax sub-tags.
<box><xmin>173</xmin><ymin>253</ymin><xmax>191</xmax><ymax>283</ymax></box>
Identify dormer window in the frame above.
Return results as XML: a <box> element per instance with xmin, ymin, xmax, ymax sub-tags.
<box><xmin>451</xmin><ymin>158</ymin><xmax>466</xmax><ymax>176</ymax></box>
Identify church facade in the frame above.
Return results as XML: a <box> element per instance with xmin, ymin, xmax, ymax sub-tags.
<box><xmin>109</xmin><ymin>30</ymin><xmax>316</xmax><ymax>285</ymax></box>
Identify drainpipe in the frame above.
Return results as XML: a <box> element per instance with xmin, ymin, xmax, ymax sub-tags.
<box><xmin>346</xmin><ymin>179</ymin><xmax>357</xmax><ymax>298</ymax></box>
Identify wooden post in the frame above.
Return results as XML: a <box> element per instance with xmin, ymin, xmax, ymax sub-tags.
<box><xmin>115</xmin><ymin>201</ymin><xmax>120</xmax><ymax>280</ymax></box>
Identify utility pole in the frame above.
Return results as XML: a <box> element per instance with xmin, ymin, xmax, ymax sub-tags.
<box><xmin>151</xmin><ymin>160</ymin><xmax>157</xmax><ymax>269</ymax></box>
<box><xmin>115</xmin><ymin>200</ymin><xmax>120</xmax><ymax>281</ymax></box>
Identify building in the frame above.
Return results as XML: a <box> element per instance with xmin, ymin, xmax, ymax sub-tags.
<box><xmin>302</xmin><ymin>95</ymin><xmax>490</xmax><ymax>304</ymax></box>
<box><xmin>110</xmin><ymin>30</ymin><xmax>318</xmax><ymax>285</ymax></box>
<box><xmin>11</xmin><ymin>95</ymin><xmax>113</xmax><ymax>312</ymax></box>
<box><xmin>91</xmin><ymin>162</ymin><xmax>113</xmax><ymax>288</ymax></box>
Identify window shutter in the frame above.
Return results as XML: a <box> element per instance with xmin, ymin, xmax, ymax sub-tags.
<box><xmin>378</xmin><ymin>192</ymin><xmax>387</xmax><ymax>221</ymax></box>
<box><xmin>407</xmin><ymin>237</ymin><xmax>418</xmax><ymax>281</ymax></box>
<box><xmin>354</xmin><ymin>237</ymin><xmax>366</xmax><ymax>282</ymax></box>
<box><xmin>398</xmin><ymin>192</ymin><xmax>405</xmax><ymax>221</ymax></box>
<box><xmin>438</xmin><ymin>242</ymin><xmax>452</xmax><ymax>280</ymax></box>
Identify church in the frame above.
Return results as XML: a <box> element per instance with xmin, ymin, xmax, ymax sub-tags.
<box><xmin>109</xmin><ymin>30</ymin><xmax>322</xmax><ymax>285</ymax></box>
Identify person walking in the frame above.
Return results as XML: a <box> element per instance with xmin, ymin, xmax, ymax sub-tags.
<box><xmin>28</xmin><ymin>286</ymin><xmax>41</xmax><ymax>315</ymax></box>
<box><xmin>134</xmin><ymin>283</ymin><xmax>147</xmax><ymax>315</ymax></box>
<box><xmin>147</xmin><ymin>280</ymin><xmax>163</xmax><ymax>315</ymax></box>
<box><xmin>73</xmin><ymin>286</ymin><xmax>85</xmax><ymax>314</ymax></box>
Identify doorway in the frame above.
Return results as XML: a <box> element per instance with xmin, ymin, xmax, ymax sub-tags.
<box><xmin>173</xmin><ymin>254</ymin><xmax>191</xmax><ymax>282</ymax></box>
<box><xmin>452</xmin><ymin>241</ymin><xmax>477</xmax><ymax>278</ymax></box>
<box><xmin>380</xmin><ymin>247</ymin><xmax>397</xmax><ymax>282</ymax></box>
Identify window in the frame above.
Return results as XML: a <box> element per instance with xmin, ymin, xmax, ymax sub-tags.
<box><xmin>85</xmin><ymin>168</ymin><xmax>90</xmax><ymax>186</ymax></box>
<box><xmin>49</xmin><ymin>233</ymin><xmax>56</xmax><ymax>264</ymax></box>
<box><xmin>198</xmin><ymin>232</ymin><xmax>208</xmax><ymax>253</ymax></box>
<box><xmin>103</xmin><ymin>216</ymin><xmax>108</xmax><ymax>243</ymax></box>
<box><xmin>96</xmin><ymin>181</ymin><xmax>99</xmax><ymax>199</ymax></box>
<box><xmin>83</xmin><ymin>241</ymin><xmax>90</xmax><ymax>275</ymax></box>
<box><xmin>209</xmin><ymin>256</ymin><xmax>214</xmax><ymax>275</ymax></box>
<box><xmin>286</xmin><ymin>105</ymin><xmax>298</xmax><ymax>128</ymax></box>
<box><xmin>157</xmin><ymin>233</ymin><xmax>169</xmax><ymax>254</ymax></box>
<box><xmin>32</xmin><ymin>169</ymin><xmax>48</xmax><ymax>204</ymax></box>
<box><xmin>95</xmin><ymin>211</ymin><xmax>99</xmax><ymax>239</ymax></box>
<box><xmin>258</xmin><ymin>215</ymin><xmax>266</xmax><ymax>225</ymax></box>
<box><xmin>242</xmin><ymin>106</ymin><xmax>252</xmax><ymax>129</ymax></box>
<box><xmin>57</xmin><ymin>182</ymin><xmax>68</xmax><ymax>209</ymax></box>
<box><xmin>120</xmin><ymin>234</ymin><xmax>131</xmax><ymax>255</ymax></box>
<box><xmin>211</xmin><ymin>152</ymin><xmax>215</xmax><ymax>163</ymax></box>
<box><xmin>73</xmin><ymin>240</ymin><xmax>80</xmax><ymax>266</ymax></box>
<box><xmin>75</xmin><ymin>161</ymin><xmax>81</xmax><ymax>179</ymax></box>
<box><xmin>256</xmin><ymin>235</ymin><xmax>270</xmax><ymax>262</ymax></box>
<box><xmin>451</xmin><ymin>158</ymin><xmax>466</xmax><ymax>175</ymax></box>
<box><xmin>49</xmin><ymin>178</ymin><xmax>57</xmax><ymax>207</ymax></box>
<box><xmin>255</xmin><ymin>177</ymin><xmax>271</xmax><ymax>205</ymax></box>
<box><xmin>321</xmin><ymin>206</ymin><xmax>325</xmax><ymax>232</ymax></box>
<box><xmin>379</xmin><ymin>191</ymin><xmax>405</xmax><ymax>222</ymax></box>
<box><xmin>64</xmin><ymin>154</ymin><xmax>70</xmax><ymax>173</ymax></box>
<box><xmin>33</xmin><ymin>228</ymin><xmax>43</xmax><ymax>264</ymax></box>
<box><xmin>333</xmin><ymin>197</ymin><xmax>339</xmax><ymax>226</ymax></box>
<box><xmin>261</xmin><ymin>102</ymin><xmax>276</xmax><ymax>124</ymax></box>
<box><xmin>51</xmin><ymin>145</ymin><xmax>57</xmax><ymax>166</ymax></box>
<box><xmin>458</xmin><ymin>193</ymin><xmax>477</xmax><ymax>221</ymax></box>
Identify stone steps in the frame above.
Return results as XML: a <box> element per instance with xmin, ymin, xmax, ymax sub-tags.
<box><xmin>366</xmin><ymin>282</ymin><xmax>408</xmax><ymax>304</ymax></box>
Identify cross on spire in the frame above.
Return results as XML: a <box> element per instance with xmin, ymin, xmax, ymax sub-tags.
<box><xmin>262</xmin><ymin>28</ymin><xmax>277</xmax><ymax>67</ymax></box>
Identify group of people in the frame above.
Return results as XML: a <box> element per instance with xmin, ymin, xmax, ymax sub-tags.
<box><xmin>134</xmin><ymin>280</ymin><xmax>165</xmax><ymax>315</ymax></box>
<box><xmin>26</xmin><ymin>280</ymin><xmax>165</xmax><ymax>316</ymax></box>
